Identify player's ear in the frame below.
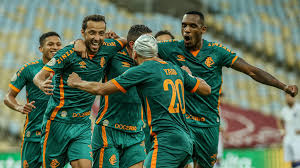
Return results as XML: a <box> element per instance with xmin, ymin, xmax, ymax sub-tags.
<box><xmin>81</xmin><ymin>29</ymin><xmax>85</xmax><ymax>37</ymax></box>
<box><xmin>201</xmin><ymin>25</ymin><xmax>207</xmax><ymax>33</ymax></box>
<box><xmin>39</xmin><ymin>46</ymin><xmax>43</xmax><ymax>53</ymax></box>
<box><xmin>129</xmin><ymin>41</ymin><xmax>135</xmax><ymax>49</ymax></box>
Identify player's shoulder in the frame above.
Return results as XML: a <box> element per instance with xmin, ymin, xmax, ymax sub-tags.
<box><xmin>157</xmin><ymin>39</ymin><xmax>180</xmax><ymax>47</ymax></box>
<box><xmin>116</xmin><ymin>48</ymin><xmax>128</xmax><ymax>56</ymax></box>
<box><xmin>103</xmin><ymin>39</ymin><xmax>120</xmax><ymax>47</ymax></box>
<box><xmin>205</xmin><ymin>39</ymin><xmax>234</xmax><ymax>54</ymax></box>
<box><xmin>17</xmin><ymin>59</ymin><xmax>42</xmax><ymax>74</ymax></box>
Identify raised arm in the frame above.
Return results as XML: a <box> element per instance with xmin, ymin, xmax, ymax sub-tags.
<box><xmin>33</xmin><ymin>69</ymin><xmax>54</xmax><ymax>95</ymax></box>
<box><xmin>231</xmin><ymin>58</ymin><xmax>298</xmax><ymax>97</ymax></box>
<box><xmin>67</xmin><ymin>72</ymin><xmax>119</xmax><ymax>95</ymax></box>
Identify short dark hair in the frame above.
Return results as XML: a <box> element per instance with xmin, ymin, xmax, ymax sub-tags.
<box><xmin>127</xmin><ymin>25</ymin><xmax>152</xmax><ymax>42</ymax></box>
<box><xmin>185</xmin><ymin>11</ymin><xmax>205</xmax><ymax>25</ymax></box>
<box><xmin>39</xmin><ymin>32</ymin><xmax>60</xmax><ymax>46</ymax></box>
<box><xmin>154</xmin><ymin>30</ymin><xmax>175</xmax><ymax>39</ymax></box>
<box><xmin>82</xmin><ymin>14</ymin><xmax>106</xmax><ymax>31</ymax></box>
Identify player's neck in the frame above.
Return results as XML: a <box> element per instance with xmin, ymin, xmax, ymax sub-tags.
<box><xmin>125</xmin><ymin>46</ymin><xmax>133</xmax><ymax>58</ymax></box>
<box><xmin>137</xmin><ymin>57</ymin><xmax>159</xmax><ymax>65</ymax></box>
<box><xmin>288</xmin><ymin>103</ymin><xmax>294</xmax><ymax>108</ymax></box>
<box><xmin>187</xmin><ymin>39</ymin><xmax>203</xmax><ymax>51</ymax></box>
<box><xmin>42</xmin><ymin>56</ymin><xmax>50</xmax><ymax>64</ymax></box>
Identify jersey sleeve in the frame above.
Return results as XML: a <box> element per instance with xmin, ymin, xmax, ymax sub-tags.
<box><xmin>43</xmin><ymin>45</ymin><xmax>73</xmax><ymax>74</ymax></box>
<box><xmin>111</xmin><ymin>65</ymin><xmax>151</xmax><ymax>93</ymax></box>
<box><xmin>9</xmin><ymin>66</ymin><xmax>27</xmax><ymax>93</ymax></box>
<box><xmin>181</xmin><ymin>68</ymin><xmax>200</xmax><ymax>93</ymax></box>
<box><xmin>217</xmin><ymin>45</ymin><xmax>239</xmax><ymax>68</ymax></box>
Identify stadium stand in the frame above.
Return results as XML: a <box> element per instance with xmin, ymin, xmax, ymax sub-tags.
<box><xmin>0</xmin><ymin>0</ymin><xmax>299</xmax><ymax>148</ymax></box>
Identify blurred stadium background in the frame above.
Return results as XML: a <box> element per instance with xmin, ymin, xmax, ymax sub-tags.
<box><xmin>0</xmin><ymin>0</ymin><xmax>299</xmax><ymax>167</ymax></box>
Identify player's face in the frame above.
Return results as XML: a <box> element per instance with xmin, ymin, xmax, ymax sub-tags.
<box><xmin>156</xmin><ymin>34</ymin><xmax>173</xmax><ymax>41</ymax></box>
<box><xmin>82</xmin><ymin>20</ymin><xmax>106</xmax><ymax>54</ymax></box>
<box><xmin>181</xmin><ymin>14</ymin><xmax>206</xmax><ymax>49</ymax></box>
<box><xmin>39</xmin><ymin>36</ymin><xmax>62</xmax><ymax>61</ymax></box>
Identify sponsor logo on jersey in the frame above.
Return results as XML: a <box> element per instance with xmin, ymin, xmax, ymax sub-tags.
<box><xmin>100</xmin><ymin>57</ymin><xmax>106</xmax><ymax>68</ymax></box>
<box><xmin>205</xmin><ymin>57</ymin><xmax>214</xmax><ymax>67</ymax></box>
<box><xmin>23</xmin><ymin>160</ymin><xmax>29</xmax><ymax>168</ymax></box>
<box><xmin>79</xmin><ymin>61</ymin><xmax>87</xmax><ymax>68</ymax></box>
<box><xmin>72</xmin><ymin>111</ymin><xmax>90</xmax><ymax>118</ymax></box>
<box><xmin>185</xmin><ymin>113</ymin><xmax>206</xmax><ymax>122</ymax></box>
<box><xmin>114</xmin><ymin>123</ymin><xmax>137</xmax><ymax>131</ymax></box>
<box><xmin>50</xmin><ymin>159</ymin><xmax>60</xmax><ymax>168</ymax></box>
<box><xmin>47</xmin><ymin>58</ymin><xmax>56</xmax><ymax>66</ymax></box>
<box><xmin>177</xmin><ymin>55</ymin><xmax>185</xmax><ymax>62</ymax></box>
<box><xmin>109</xmin><ymin>154</ymin><xmax>117</xmax><ymax>165</ymax></box>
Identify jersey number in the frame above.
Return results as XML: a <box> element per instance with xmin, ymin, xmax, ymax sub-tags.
<box><xmin>163</xmin><ymin>79</ymin><xmax>186</xmax><ymax>114</ymax></box>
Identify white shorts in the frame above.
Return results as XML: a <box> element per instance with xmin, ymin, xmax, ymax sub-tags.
<box><xmin>283</xmin><ymin>136</ymin><xmax>300</xmax><ymax>162</ymax></box>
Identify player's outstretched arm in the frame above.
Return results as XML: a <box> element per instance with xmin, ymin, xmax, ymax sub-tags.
<box><xmin>231</xmin><ymin>58</ymin><xmax>298</xmax><ymax>97</ymax></box>
<box><xmin>33</xmin><ymin>69</ymin><xmax>54</xmax><ymax>95</ymax></box>
<box><xmin>4</xmin><ymin>89</ymin><xmax>36</xmax><ymax>114</ymax></box>
<box><xmin>195</xmin><ymin>77</ymin><xmax>211</xmax><ymax>95</ymax></box>
<box><xmin>67</xmin><ymin>72</ymin><xmax>119</xmax><ymax>95</ymax></box>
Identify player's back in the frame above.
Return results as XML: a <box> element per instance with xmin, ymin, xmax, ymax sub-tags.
<box><xmin>137</xmin><ymin>60</ymin><xmax>189</xmax><ymax>135</ymax></box>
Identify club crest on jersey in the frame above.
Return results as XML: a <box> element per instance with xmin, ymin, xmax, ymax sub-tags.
<box><xmin>109</xmin><ymin>154</ymin><xmax>117</xmax><ymax>165</ymax></box>
<box><xmin>79</xmin><ymin>61</ymin><xmax>87</xmax><ymax>68</ymax></box>
<box><xmin>205</xmin><ymin>57</ymin><xmax>214</xmax><ymax>67</ymax></box>
<box><xmin>50</xmin><ymin>159</ymin><xmax>60</xmax><ymax>168</ymax></box>
<box><xmin>23</xmin><ymin>160</ymin><xmax>29</xmax><ymax>168</ymax></box>
<box><xmin>177</xmin><ymin>55</ymin><xmax>185</xmax><ymax>62</ymax></box>
<box><xmin>47</xmin><ymin>58</ymin><xmax>56</xmax><ymax>66</ymax></box>
<box><xmin>100</xmin><ymin>57</ymin><xmax>106</xmax><ymax>68</ymax></box>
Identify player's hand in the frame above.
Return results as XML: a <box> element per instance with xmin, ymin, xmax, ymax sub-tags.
<box><xmin>74</xmin><ymin>39</ymin><xmax>88</xmax><ymax>59</ymax></box>
<box><xmin>105</xmin><ymin>31</ymin><xmax>119</xmax><ymax>39</ymax></box>
<box><xmin>181</xmin><ymin>66</ymin><xmax>192</xmax><ymax>75</ymax></box>
<box><xmin>67</xmin><ymin>72</ymin><xmax>82</xmax><ymax>88</ymax></box>
<box><xmin>16</xmin><ymin>101</ymin><xmax>36</xmax><ymax>114</ymax></box>
<box><xmin>296</xmin><ymin>130</ymin><xmax>300</xmax><ymax>135</ymax></box>
<box><xmin>40</xmin><ymin>73</ymin><xmax>54</xmax><ymax>95</ymax></box>
<box><xmin>284</xmin><ymin>85</ymin><xmax>298</xmax><ymax>97</ymax></box>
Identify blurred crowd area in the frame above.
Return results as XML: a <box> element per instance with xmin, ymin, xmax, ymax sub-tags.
<box><xmin>0</xmin><ymin>0</ymin><xmax>299</xmax><ymax>149</ymax></box>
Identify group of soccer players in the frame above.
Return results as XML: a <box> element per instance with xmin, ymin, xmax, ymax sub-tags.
<box><xmin>4</xmin><ymin>10</ymin><xmax>298</xmax><ymax>168</ymax></box>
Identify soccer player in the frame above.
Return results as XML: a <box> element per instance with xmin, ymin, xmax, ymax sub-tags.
<box><xmin>278</xmin><ymin>94</ymin><xmax>300</xmax><ymax>168</ymax></box>
<box><xmin>91</xmin><ymin>25</ymin><xmax>152</xmax><ymax>168</ymax></box>
<box><xmin>67</xmin><ymin>34</ymin><xmax>211</xmax><ymax>168</ymax></box>
<box><xmin>3</xmin><ymin>32</ymin><xmax>62</xmax><ymax>168</ymax></box>
<box><xmin>157</xmin><ymin>11</ymin><xmax>298</xmax><ymax>168</ymax></box>
<box><xmin>33</xmin><ymin>15</ymin><xmax>125</xmax><ymax>168</ymax></box>
<box><xmin>154</xmin><ymin>30</ymin><xmax>175</xmax><ymax>41</ymax></box>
